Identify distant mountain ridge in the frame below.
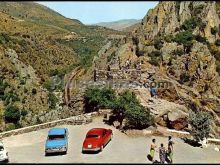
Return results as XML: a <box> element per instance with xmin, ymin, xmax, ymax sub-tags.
<box><xmin>93</xmin><ymin>19</ymin><xmax>141</xmax><ymax>31</ymax></box>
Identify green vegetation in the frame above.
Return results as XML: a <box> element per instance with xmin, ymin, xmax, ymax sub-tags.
<box><xmin>84</xmin><ymin>88</ymin><xmax>153</xmax><ymax>129</ymax></box>
<box><xmin>188</xmin><ymin>111</ymin><xmax>212</xmax><ymax>142</ymax></box>
<box><xmin>154</xmin><ymin>37</ymin><xmax>163</xmax><ymax>50</ymax></box>
<box><xmin>215</xmin><ymin>39</ymin><xmax>220</xmax><ymax>46</ymax></box>
<box><xmin>172</xmin><ymin>48</ymin><xmax>184</xmax><ymax>56</ymax></box>
<box><xmin>107</xmin><ymin>52</ymin><xmax>116</xmax><ymax>63</ymax></box>
<box><xmin>179</xmin><ymin>72</ymin><xmax>190</xmax><ymax>84</ymax></box>
<box><xmin>174</xmin><ymin>31</ymin><xmax>194</xmax><ymax>46</ymax></box>
<box><xmin>216</xmin><ymin>61</ymin><xmax>220</xmax><ymax>74</ymax></box>
<box><xmin>148</xmin><ymin>50</ymin><xmax>162</xmax><ymax>66</ymax></box>
<box><xmin>84</xmin><ymin>87</ymin><xmax>116</xmax><ymax>112</ymax></box>
<box><xmin>180</xmin><ymin>17</ymin><xmax>202</xmax><ymax>31</ymax></box>
<box><xmin>48</xmin><ymin>92</ymin><xmax>58</xmax><ymax>109</ymax></box>
<box><xmin>4</xmin><ymin>105</ymin><xmax>21</xmax><ymax>123</ymax></box>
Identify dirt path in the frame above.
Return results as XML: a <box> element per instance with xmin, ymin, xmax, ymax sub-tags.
<box><xmin>2</xmin><ymin>117</ymin><xmax>220</xmax><ymax>163</ymax></box>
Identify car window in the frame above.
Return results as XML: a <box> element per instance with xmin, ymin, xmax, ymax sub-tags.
<box><xmin>48</xmin><ymin>134</ymin><xmax>65</xmax><ymax>140</ymax></box>
<box><xmin>86</xmin><ymin>134</ymin><xmax>100</xmax><ymax>138</ymax></box>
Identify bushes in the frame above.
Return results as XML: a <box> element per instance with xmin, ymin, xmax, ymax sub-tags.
<box><xmin>125</xmin><ymin>104</ymin><xmax>153</xmax><ymax>129</ymax></box>
<box><xmin>48</xmin><ymin>92</ymin><xmax>58</xmax><ymax>109</ymax></box>
<box><xmin>216</xmin><ymin>61</ymin><xmax>220</xmax><ymax>74</ymax></box>
<box><xmin>154</xmin><ymin>37</ymin><xmax>163</xmax><ymax>50</ymax></box>
<box><xmin>148</xmin><ymin>51</ymin><xmax>162</xmax><ymax>66</ymax></box>
<box><xmin>215</xmin><ymin>39</ymin><xmax>220</xmax><ymax>46</ymax></box>
<box><xmin>4</xmin><ymin>105</ymin><xmax>21</xmax><ymax>123</ymax></box>
<box><xmin>172</xmin><ymin>48</ymin><xmax>184</xmax><ymax>56</ymax></box>
<box><xmin>188</xmin><ymin>111</ymin><xmax>212</xmax><ymax>142</ymax></box>
<box><xmin>180</xmin><ymin>17</ymin><xmax>202</xmax><ymax>31</ymax></box>
<box><xmin>211</xmin><ymin>26</ymin><xmax>218</xmax><ymax>35</ymax></box>
<box><xmin>107</xmin><ymin>52</ymin><xmax>116</xmax><ymax>63</ymax></box>
<box><xmin>174</xmin><ymin>31</ymin><xmax>194</xmax><ymax>46</ymax></box>
<box><xmin>179</xmin><ymin>72</ymin><xmax>190</xmax><ymax>84</ymax></box>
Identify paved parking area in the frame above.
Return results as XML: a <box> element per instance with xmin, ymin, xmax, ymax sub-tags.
<box><xmin>2</xmin><ymin>117</ymin><xmax>220</xmax><ymax>163</ymax></box>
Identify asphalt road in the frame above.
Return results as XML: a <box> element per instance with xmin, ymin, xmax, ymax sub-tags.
<box><xmin>2</xmin><ymin>117</ymin><xmax>220</xmax><ymax>163</ymax></box>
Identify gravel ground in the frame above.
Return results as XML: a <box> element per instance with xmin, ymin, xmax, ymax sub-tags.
<box><xmin>2</xmin><ymin>117</ymin><xmax>220</xmax><ymax>163</ymax></box>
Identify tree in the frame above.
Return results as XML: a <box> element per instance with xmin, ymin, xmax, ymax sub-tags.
<box><xmin>4</xmin><ymin>105</ymin><xmax>21</xmax><ymax>123</ymax></box>
<box><xmin>125</xmin><ymin>104</ymin><xmax>153</xmax><ymax>129</ymax></box>
<box><xmin>188</xmin><ymin>111</ymin><xmax>212</xmax><ymax>142</ymax></box>
<box><xmin>84</xmin><ymin>87</ymin><xmax>116</xmax><ymax>112</ymax></box>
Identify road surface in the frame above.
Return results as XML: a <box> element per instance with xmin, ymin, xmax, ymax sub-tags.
<box><xmin>2</xmin><ymin>117</ymin><xmax>220</xmax><ymax>163</ymax></box>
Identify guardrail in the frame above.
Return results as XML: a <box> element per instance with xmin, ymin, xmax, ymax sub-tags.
<box><xmin>0</xmin><ymin>112</ymin><xmax>100</xmax><ymax>139</ymax></box>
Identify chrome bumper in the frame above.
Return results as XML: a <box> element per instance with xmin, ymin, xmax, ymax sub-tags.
<box><xmin>82</xmin><ymin>147</ymin><xmax>100</xmax><ymax>152</ymax></box>
<box><xmin>45</xmin><ymin>148</ymin><xmax>67</xmax><ymax>154</ymax></box>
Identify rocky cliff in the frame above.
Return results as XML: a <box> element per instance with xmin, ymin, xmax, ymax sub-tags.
<box><xmin>96</xmin><ymin>1</ymin><xmax>220</xmax><ymax>138</ymax></box>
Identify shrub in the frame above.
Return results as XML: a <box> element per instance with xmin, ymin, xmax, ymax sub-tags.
<box><xmin>4</xmin><ymin>105</ymin><xmax>21</xmax><ymax>123</ymax></box>
<box><xmin>43</xmin><ymin>80</ymin><xmax>54</xmax><ymax>92</ymax></box>
<box><xmin>154</xmin><ymin>37</ymin><xmax>163</xmax><ymax>50</ymax></box>
<box><xmin>107</xmin><ymin>52</ymin><xmax>116</xmax><ymax>63</ymax></box>
<box><xmin>48</xmin><ymin>92</ymin><xmax>58</xmax><ymax>109</ymax></box>
<box><xmin>125</xmin><ymin>104</ymin><xmax>153</xmax><ymax>129</ymax></box>
<box><xmin>215</xmin><ymin>39</ymin><xmax>220</xmax><ymax>46</ymax></box>
<box><xmin>179</xmin><ymin>72</ymin><xmax>190</xmax><ymax>84</ymax></box>
<box><xmin>164</xmin><ymin>35</ymin><xmax>174</xmax><ymax>43</ymax></box>
<box><xmin>148</xmin><ymin>51</ymin><xmax>162</xmax><ymax>66</ymax></box>
<box><xmin>216</xmin><ymin>61</ymin><xmax>220</xmax><ymax>74</ymax></box>
<box><xmin>174</xmin><ymin>31</ymin><xmax>194</xmax><ymax>48</ymax></box>
<box><xmin>172</xmin><ymin>48</ymin><xmax>184</xmax><ymax>56</ymax></box>
<box><xmin>188</xmin><ymin>111</ymin><xmax>212</xmax><ymax>142</ymax></box>
<box><xmin>180</xmin><ymin>17</ymin><xmax>202</xmax><ymax>31</ymax></box>
<box><xmin>211</xmin><ymin>26</ymin><xmax>218</xmax><ymax>35</ymax></box>
<box><xmin>21</xmin><ymin>109</ymin><xmax>28</xmax><ymax>116</ymax></box>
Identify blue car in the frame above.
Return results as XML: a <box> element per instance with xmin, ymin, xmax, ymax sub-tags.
<box><xmin>45</xmin><ymin>128</ymin><xmax>68</xmax><ymax>156</ymax></box>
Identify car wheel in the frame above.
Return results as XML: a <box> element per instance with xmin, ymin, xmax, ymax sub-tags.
<box><xmin>100</xmin><ymin>145</ymin><xmax>104</xmax><ymax>152</ymax></box>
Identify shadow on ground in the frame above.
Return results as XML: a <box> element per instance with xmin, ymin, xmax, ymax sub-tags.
<box><xmin>182</xmin><ymin>138</ymin><xmax>202</xmax><ymax>147</ymax></box>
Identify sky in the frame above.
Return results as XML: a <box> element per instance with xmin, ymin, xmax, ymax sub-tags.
<box><xmin>37</xmin><ymin>1</ymin><xmax>158</xmax><ymax>25</ymax></box>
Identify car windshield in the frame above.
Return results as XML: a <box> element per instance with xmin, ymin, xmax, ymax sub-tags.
<box><xmin>48</xmin><ymin>135</ymin><xmax>65</xmax><ymax>140</ymax></box>
<box><xmin>0</xmin><ymin>146</ymin><xmax>4</xmax><ymax>151</ymax></box>
<box><xmin>86</xmin><ymin>134</ymin><xmax>100</xmax><ymax>138</ymax></box>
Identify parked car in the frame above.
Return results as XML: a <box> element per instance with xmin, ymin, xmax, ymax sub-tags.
<box><xmin>82</xmin><ymin>128</ymin><xmax>113</xmax><ymax>153</ymax></box>
<box><xmin>45</xmin><ymin>128</ymin><xmax>68</xmax><ymax>156</ymax></box>
<box><xmin>0</xmin><ymin>142</ymin><xmax>9</xmax><ymax>163</ymax></box>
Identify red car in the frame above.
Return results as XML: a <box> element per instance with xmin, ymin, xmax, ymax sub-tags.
<box><xmin>82</xmin><ymin>128</ymin><xmax>113</xmax><ymax>152</ymax></box>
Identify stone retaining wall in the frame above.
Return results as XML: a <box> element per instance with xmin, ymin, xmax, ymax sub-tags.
<box><xmin>0</xmin><ymin>112</ymin><xmax>100</xmax><ymax>139</ymax></box>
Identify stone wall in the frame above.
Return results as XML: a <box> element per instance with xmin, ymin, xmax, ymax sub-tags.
<box><xmin>0</xmin><ymin>112</ymin><xmax>100</xmax><ymax>139</ymax></box>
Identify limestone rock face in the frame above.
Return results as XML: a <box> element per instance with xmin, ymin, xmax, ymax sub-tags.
<box><xmin>139</xmin><ymin>1</ymin><xmax>220</xmax><ymax>43</ymax></box>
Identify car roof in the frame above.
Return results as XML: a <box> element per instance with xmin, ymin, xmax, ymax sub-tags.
<box><xmin>87</xmin><ymin>128</ymin><xmax>106</xmax><ymax>135</ymax></box>
<box><xmin>48</xmin><ymin>128</ymin><xmax>66</xmax><ymax>135</ymax></box>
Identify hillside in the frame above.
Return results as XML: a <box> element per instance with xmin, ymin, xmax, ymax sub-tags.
<box><xmin>94</xmin><ymin>19</ymin><xmax>141</xmax><ymax>31</ymax></box>
<box><xmin>0</xmin><ymin>2</ymin><xmax>126</xmax><ymax>131</ymax></box>
<box><xmin>95</xmin><ymin>1</ymin><xmax>220</xmax><ymax>138</ymax></box>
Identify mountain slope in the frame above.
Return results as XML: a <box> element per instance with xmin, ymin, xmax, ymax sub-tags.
<box><xmin>0</xmin><ymin>2</ymin><xmax>126</xmax><ymax>131</ymax></box>
<box><xmin>94</xmin><ymin>19</ymin><xmax>141</xmax><ymax>31</ymax></box>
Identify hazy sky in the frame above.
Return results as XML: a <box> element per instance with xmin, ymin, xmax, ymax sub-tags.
<box><xmin>37</xmin><ymin>1</ymin><xmax>158</xmax><ymax>24</ymax></box>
